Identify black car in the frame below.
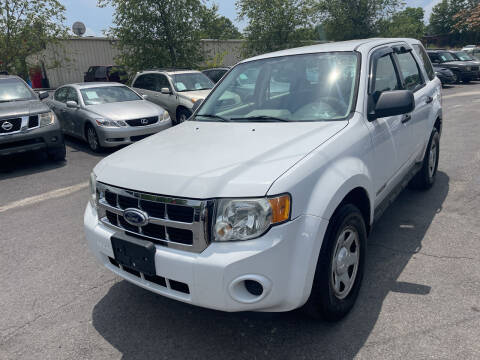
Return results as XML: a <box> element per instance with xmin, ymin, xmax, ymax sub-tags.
<box><xmin>0</xmin><ymin>75</ymin><xmax>65</xmax><ymax>160</ymax></box>
<box><xmin>427</xmin><ymin>50</ymin><xmax>479</xmax><ymax>83</ymax></box>
<box><xmin>451</xmin><ymin>51</ymin><xmax>480</xmax><ymax>79</ymax></box>
<box><xmin>433</xmin><ymin>66</ymin><xmax>456</xmax><ymax>85</ymax></box>
<box><xmin>84</xmin><ymin>66</ymin><xmax>128</xmax><ymax>83</ymax></box>
<box><xmin>202</xmin><ymin>67</ymin><xmax>230</xmax><ymax>83</ymax></box>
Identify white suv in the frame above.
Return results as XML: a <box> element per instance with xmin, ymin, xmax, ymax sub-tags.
<box><xmin>85</xmin><ymin>38</ymin><xmax>442</xmax><ymax>320</ymax></box>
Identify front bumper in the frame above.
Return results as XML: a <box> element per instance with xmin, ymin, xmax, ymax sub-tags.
<box><xmin>84</xmin><ymin>202</ymin><xmax>328</xmax><ymax>312</ymax></box>
<box><xmin>96</xmin><ymin>120</ymin><xmax>171</xmax><ymax>148</ymax></box>
<box><xmin>0</xmin><ymin>122</ymin><xmax>64</xmax><ymax>156</ymax></box>
<box><xmin>437</xmin><ymin>73</ymin><xmax>456</xmax><ymax>84</ymax></box>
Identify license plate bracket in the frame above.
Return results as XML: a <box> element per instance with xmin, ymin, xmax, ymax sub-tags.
<box><xmin>111</xmin><ymin>236</ymin><xmax>156</xmax><ymax>276</ymax></box>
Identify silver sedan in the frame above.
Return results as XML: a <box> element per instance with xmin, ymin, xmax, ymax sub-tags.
<box><xmin>46</xmin><ymin>82</ymin><xmax>171</xmax><ymax>151</ymax></box>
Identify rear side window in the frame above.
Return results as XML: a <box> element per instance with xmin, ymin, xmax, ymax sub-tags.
<box><xmin>413</xmin><ymin>44</ymin><xmax>435</xmax><ymax>81</ymax></box>
<box><xmin>133</xmin><ymin>74</ymin><xmax>157</xmax><ymax>91</ymax></box>
<box><xmin>95</xmin><ymin>67</ymin><xmax>107</xmax><ymax>79</ymax></box>
<box><xmin>396</xmin><ymin>52</ymin><xmax>424</xmax><ymax>92</ymax></box>
<box><xmin>372</xmin><ymin>54</ymin><xmax>400</xmax><ymax>93</ymax></box>
<box><xmin>54</xmin><ymin>87</ymin><xmax>68</xmax><ymax>102</ymax></box>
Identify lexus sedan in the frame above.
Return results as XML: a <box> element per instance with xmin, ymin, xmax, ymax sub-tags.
<box><xmin>46</xmin><ymin>83</ymin><xmax>171</xmax><ymax>152</ymax></box>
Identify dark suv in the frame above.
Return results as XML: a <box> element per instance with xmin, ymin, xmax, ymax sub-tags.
<box><xmin>84</xmin><ymin>66</ymin><xmax>128</xmax><ymax>83</ymax></box>
<box><xmin>427</xmin><ymin>50</ymin><xmax>479</xmax><ymax>83</ymax></box>
<box><xmin>0</xmin><ymin>75</ymin><xmax>65</xmax><ymax>160</ymax></box>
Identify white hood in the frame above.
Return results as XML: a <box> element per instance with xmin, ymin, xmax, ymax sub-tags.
<box><xmin>94</xmin><ymin>120</ymin><xmax>347</xmax><ymax>198</ymax></box>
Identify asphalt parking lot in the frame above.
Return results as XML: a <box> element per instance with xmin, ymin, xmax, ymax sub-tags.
<box><xmin>1</xmin><ymin>83</ymin><xmax>480</xmax><ymax>360</ymax></box>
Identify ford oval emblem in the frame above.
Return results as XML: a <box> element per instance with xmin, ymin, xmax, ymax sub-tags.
<box><xmin>123</xmin><ymin>208</ymin><xmax>149</xmax><ymax>227</ymax></box>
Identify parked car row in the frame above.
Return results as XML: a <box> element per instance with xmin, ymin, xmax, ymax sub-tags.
<box><xmin>426</xmin><ymin>49</ymin><xmax>480</xmax><ymax>85</ymax></box>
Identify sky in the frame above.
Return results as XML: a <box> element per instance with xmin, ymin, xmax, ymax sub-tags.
<box><xmin>63</xmin><ymin>0</ymin><xmax>442</xmax><ymax>37</ymax></box>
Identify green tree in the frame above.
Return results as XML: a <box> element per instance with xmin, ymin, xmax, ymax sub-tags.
<box><xmin>99</xmin><ymin>0</ymin><xmax>207</xmax><ymax>71</ymax></box>
<box><xmin>379</xmin><ymin>7</ymin><xmax>425</xmax><ymax>38</ymax></box>
<box><xmin>319</xmin><ymin>0</ymin><xmax>402</xmax><ymax>41</ymax></box>
<box><xmin>236</xmin><ymin>0</ymin><xmax>319</xmax><ymax>56</ymax></box>
<box><xmin>0</xmin><ymin>0</ymin><xmax>67</xmax><ymax>77</ymax></box>
<box><xmin>429</xmin><ymin>0</ymin><xmax>455</xmax><ymax>35</ymax></box>
<box><xmin>199</xmin><ymin>5</ymin><xmax>242</xmax><ymax>39</ymax></box>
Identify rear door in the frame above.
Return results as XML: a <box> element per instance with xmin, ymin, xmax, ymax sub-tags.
<box><xmin>394</xmin><ymin>46</ymin><xmax>431</xmax><ymax>162</ymax></box>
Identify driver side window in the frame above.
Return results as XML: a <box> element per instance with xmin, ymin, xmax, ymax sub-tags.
<box><xmin>372</xmin><ymin>54</ymin><xmax>401</xmax><ymax>94</ymax></box>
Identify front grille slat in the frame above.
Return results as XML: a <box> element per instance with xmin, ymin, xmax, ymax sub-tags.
<box><xmin>126</xmin><ymin>116</ymin><xmax>158</xmax><ymax>127</ymax></box>
<box><xmin>97</xmin><ymin>183</ymin><xmax>210</xmax><ymax>253</ymax></box>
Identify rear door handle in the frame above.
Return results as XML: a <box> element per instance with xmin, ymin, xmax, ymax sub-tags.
<box><xmin>401</xmin><ymin>114</ymin><xmax>412</xmax><ymax>124</ymax></box>
<box><xmin>426</xmin><ymin>96</ymin><xmax>433</xmax><ymax>104</ymax></box>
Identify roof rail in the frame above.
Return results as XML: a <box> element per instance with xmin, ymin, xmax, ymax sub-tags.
<box><xmin>139</xmin><ymin>67</ymin><xmax>191</xmax><ymax>73</ymax></box>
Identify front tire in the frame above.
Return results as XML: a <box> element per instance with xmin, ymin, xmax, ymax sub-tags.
<box><xmin>410</xmin><ymin>128</ymin><xmax>440</xmax><ymax>190</ymax></box>
<box><xmin>86</xmin><ymin>124</ymin><xmax>102</xmax><ymax>152</ymax></box>
<box><xmin>176</xmin><ymin>108</ymin><xmax>192</xmax><ymax>125</ymax></box>
<box><xmin>305</xmin><ymin>204</ymin><xmax>367</xmax><ymax>321</ymax></box>
<box><xmin>47</xmin><ymin>144</ymin><xmax>66</xmax><ymax>161</ymax></box>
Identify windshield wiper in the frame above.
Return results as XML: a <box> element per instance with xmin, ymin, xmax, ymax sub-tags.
<box><xmin>195</xmin><ymin>113</ymin><xmax>231</xmax><ymax>122</ymax></box>
<box><xmin>230</xmin><ymin>115</ymin><xmax>291</xmax><ymax>122</ymax></box>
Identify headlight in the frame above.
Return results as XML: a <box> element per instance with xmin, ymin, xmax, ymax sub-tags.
<box><xmin>95</xmin><ymin>118</ymin><xmax>120</xmax><ymax>127</ymax></box>
<box><xmin>160</xmin><ymin>111</ymin><xmax>170</xmax><ymax>122</ymax></box>
<box><xmin>89</xmin><ymin>172</ymin><xmax>97</xmax><ymax>208</ymax></box>
<box><xmin>190</xmin><ymin>97</ymin><xmax>199</xmax><ymax>103</ymax></box>
<box><xmin>39</xmin><ymin>111</ymin><xmax>55</xmax><ymax>127</ymax></box>
<box><xmin>213</xmin><ymin>194</ymin><xmax>291</xmax><ymax>242</ymax></box>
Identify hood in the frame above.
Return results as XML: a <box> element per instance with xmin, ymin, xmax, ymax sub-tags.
<box><xmin>95</xmin><ymin>120</ymin><xmax>347</xmax><ymax>198</ymax></box>
<box><xmin>86</xmin><ymin>100</ymin><xmax>164</xmax><ymax>121</ymax></box>
<box><xmin>177</xmin><ymin>89</ymin><xmax>211</xmax><ymax>101</ymax></box>
<box><xmin>0</xmin><ymin>99</ymin><xmax>50</xmax><ymax>119</ymax></box>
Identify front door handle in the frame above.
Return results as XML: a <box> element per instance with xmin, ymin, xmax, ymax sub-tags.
<box><xmin>426</xmin><ymin>96</ymin><xmax>433</xmax><ymax>104</ymax></box>
<box><xmin>401</xmin><ymin>114</ymin><xmax>412</xmax><ymax>124</ymax></box>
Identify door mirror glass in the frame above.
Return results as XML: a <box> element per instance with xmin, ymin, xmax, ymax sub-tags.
<box><xmin>369</xmin><ymin>90</ymin><xmax>415</xmax><ymax>121</ymax></box>
<box><xmin>38</xmin><ymin>91</ymin><xmax>49</xmax><ymax>100</ymax></box>
<box><xmin>161</xmin><ymin>87</ymin><xmax>171</xmax><ymax>94</ymax></box>
<box><xmin>66</xmin><ymin>100</ymin><xmax>79</xmax><ymax>109</ymax></box>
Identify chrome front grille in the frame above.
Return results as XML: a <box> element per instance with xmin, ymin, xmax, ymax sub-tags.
<box><xmin>96</xmin><ymin>182</ymin><xmax>213</xmax><ymax>253</ymax></box>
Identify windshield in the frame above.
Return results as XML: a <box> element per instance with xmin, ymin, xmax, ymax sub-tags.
<box><xmin>0</xmin><ymin>78</ymin><xmax>35</xmax><ymax>103</ymax></box>
<box><xmin>438</xmin><ymin>52</ymin><xmax>457</xmax><ymax>62</ymax></box>
<box><xmin>454</xmin><ymin>51</ymin><xmax>473</xmax><ymax>61</ymax></box>
<box><xmin>81</xmin><ymin>86</ymin><xmax>142</xmax><ymax>105</ymax></box>
<box><xmin>171</xmin><ymin>73</ymin><xmax>214</xmax><ymax>92</ymax></box>
<box><xmin>195</xmin><ymin>52</ymin><xmax>359</xmax><ymax>122</ymax></box>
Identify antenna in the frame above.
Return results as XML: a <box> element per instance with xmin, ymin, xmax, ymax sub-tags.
<box><xmin>72</xmin><ymin>22</ymin><xmax>86</xmax><ymax>37</ymax></box>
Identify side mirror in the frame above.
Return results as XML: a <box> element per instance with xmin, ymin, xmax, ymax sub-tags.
<box><xmin>38</xmin><ymin>91</ymin><xmax>49</xmax><ymax>100</ymax></box>
<box><xmin>192</xmin><ymin>99</ymin><xmax>203</xmax><ymax>112</ymax></box>
<box><xmin>161</xmin><ymin>87</ymin><xmax>171</xmax><ymax>94</ymax></box>
<box><xmin>368</xmin><ymin>90</ymin><xmax>415</xmax><ymax>121</ymax></box>
<box><xmin>66</xmin><ymin>100</ymin><xmax>79</xmax><ymax>109</ymax></box>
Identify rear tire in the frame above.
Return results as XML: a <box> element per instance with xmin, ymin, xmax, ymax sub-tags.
<box><xmin>86</xmin><ymin>124</ymin><xmax>102</xmax><ymax>152</ymax></box>
<box><xmin>305</xmin><ymin>204</ymin><xmax>367</xmax><ymax>321</ymax></box>
<box><xmin>410</xmin><ymin>128</ymin><xmax>439</xmax><ymax>190</ymax></box>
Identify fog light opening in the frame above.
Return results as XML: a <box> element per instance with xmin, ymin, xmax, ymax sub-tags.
<box><xmin>244</xmin><ymin>280</ymin><xmax>263</xmax><ymax>296</ymax></box>
<box><xmin>228</xmin><ymin>275</ymin><xmax>272</xmax><ymax>304</ymax></box>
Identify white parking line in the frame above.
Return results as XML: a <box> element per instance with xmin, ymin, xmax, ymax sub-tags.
<box><xmin>0</xmin><ymin>182</ymin><xmax>88</xmax><ymax>213</ymax></box>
